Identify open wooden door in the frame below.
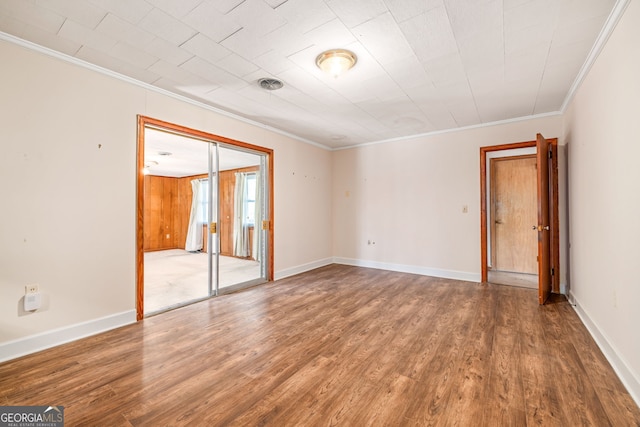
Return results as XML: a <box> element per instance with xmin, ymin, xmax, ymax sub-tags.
<box><xmin>536</xmin><ymin>133</ymin><xmax>552</xmax><ymax>304</ymax></box>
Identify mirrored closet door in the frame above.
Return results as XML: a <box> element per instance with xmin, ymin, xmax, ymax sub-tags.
<box><xmin>137</xmin><ymin>117</ymin><xmax>271</xmax><ymax>318</ymax></box>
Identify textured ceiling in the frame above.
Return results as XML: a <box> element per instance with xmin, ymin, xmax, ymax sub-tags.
<box><xmin>0</xmin><ymin>0</ymin><xmax>618</xmax><ymax>149</ymax></box>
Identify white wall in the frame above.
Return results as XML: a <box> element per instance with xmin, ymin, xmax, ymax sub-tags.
<box><xmin>563</xmin><ymin>0</ymin><xmax>640</xmax><ymax>401</ymax></box>
<box><xmin>332</xmin><ymin>115</ymin><xmax>564</xmax><ymax>281</ymax></box>
<box><xmin>0</xmin><ymin>39</ymin><xmax>332</xmax><ymax>357</ymax></box>
<box><xmin>3</xmin><ymin>5</ymin><xmax>637</xmax><ymax>405</ymax></box>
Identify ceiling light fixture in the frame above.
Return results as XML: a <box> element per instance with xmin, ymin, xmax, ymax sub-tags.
<box><xmin>316</xmin><ymin>49</ymin><xmax>357</xmax><ymax>77</ymax></box>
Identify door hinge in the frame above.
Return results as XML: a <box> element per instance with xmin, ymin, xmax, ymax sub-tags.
<box><xmin>210</xmin><ymin>222</ymin><xmax>217</xmax><ymax>234</ymax></box>
<box><xmin>551</xmin><ymin>267</ymin><xmax>555</xmax><ymax>276</ymax></box>
<box><xmin>262</xmin><ymin>220</ymin><xmax>270</xmax><ymax>230</ymax></box>
<box><xmin>548</xmin><ymin>150</ymin><xmax>553</xmax><ymax>159</ymax></box>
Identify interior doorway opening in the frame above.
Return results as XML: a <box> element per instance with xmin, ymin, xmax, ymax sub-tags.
<box><xmin>136</xmin><ymin>116</ymin><xmax>274</xmax><ymax>320</ymax></box>
<box><xmin>488</xmin><ymin>153</ymin><xmax>538</xmax><ymax>289</ymax></box>
<box><xmin>480</xmin><ymin>136</ymin><xmax>560</xmax><ymax>303</ymax></box>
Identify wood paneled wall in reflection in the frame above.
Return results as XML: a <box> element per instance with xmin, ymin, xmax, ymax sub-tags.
<box><xmin>144</xmin><ymin>167</ymin><xmax>258</xmax><ymax>254</ymax></box>
<box><xmin>143</xmin><ymin>174</ymin><xmax>206</xmax><ymax>252</ymax></box>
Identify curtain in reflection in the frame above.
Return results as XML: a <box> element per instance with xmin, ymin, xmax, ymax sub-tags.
<box><xmin>185</xmin><ymin>179</ymin><xmax>203</xmax><ymax>251</ymax></box>
<box><xmin>253</xmin><ymin>171</ymin><xmax>262</xmax><ymax>263</ymax></box>
<box><xmin>233</xmin><ymin>173</ymin><xmax>250</xmax><ymax>257</ymax></box>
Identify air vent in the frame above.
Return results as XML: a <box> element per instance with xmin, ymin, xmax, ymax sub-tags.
<box><xmin>258</xmin><ymin>78</ymin><xmax>284</xmax><ymax>90</ymax></box>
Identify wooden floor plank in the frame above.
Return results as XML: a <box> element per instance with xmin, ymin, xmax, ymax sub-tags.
<box><xmin>542</xmin><ymin>302</ymin><xmax>614</xmax><ymax>426</ymax></box>
<box><xmin>1</xmin><ymin>264</ymin><xmax>638</xmax><ymax>426</ymax></box>
<box><xmin>557</xmin><ymin>303</ymin><xmax>640</xmax><ymax>425</ymax></box>
<box><xmin>482</xmin><ymin>325</ymin><xmax>527</xmax><ymax>425</ymax></box>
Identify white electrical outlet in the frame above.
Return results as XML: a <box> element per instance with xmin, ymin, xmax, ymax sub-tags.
<box><xmin>25</xmin><ymin>284</ymin><xmax>39</xmax><ymax>294</ymax></box>
<box><xmin>24</xmin><ymin>292</ymin><xmax>42</xmax><ymax>311</ymax></box>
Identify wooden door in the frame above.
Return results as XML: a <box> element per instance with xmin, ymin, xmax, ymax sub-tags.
<box><xmin>536</xmin><ymin>134</ymin><xmax>552</xmax><ymax>304</ymax></box>
<box><xmin>491</xmin><ymin>156</ymin><xmax>538</xmax><ymax>274</ymax></box>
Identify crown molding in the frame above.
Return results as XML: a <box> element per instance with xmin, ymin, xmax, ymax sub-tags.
<box><xmin>0</xmin><ymin>31</ymin><xmax>332</xmax><ymax>151</ymax></box>
<box><xmin>560</xmin><ymin>0</ymin><xmax>631</xmax><ymax>112</ymax></box>
<box><xmin>333</xmin><ymin>111</ymin><xmax>563</xmax><ymax>151</ymax></box>
<box><xmin>2</xmin><ymin>0</ymin><xmax>629</xmax><ymax>156</ymax></box>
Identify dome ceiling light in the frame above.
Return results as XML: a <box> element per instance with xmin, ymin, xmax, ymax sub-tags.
<box><xmin>316</xmin><ymin>49</ymin><xmax>357</xmax><ymax>77</ymax></box>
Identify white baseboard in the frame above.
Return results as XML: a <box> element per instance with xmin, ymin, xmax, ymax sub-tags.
<box><xmin>333</xmin><ymin>257</ymin><xmax>481</xmax><ymax>283</ymax></box>
<box><xmin>0</xmin><ymin>310</ymin><xmax>136</xmax><ymax>363</ymax></box>
<box><xmin>274</xmin><ymin>257</ymin><xmax>334</xmax><ymax>280</ymax></box>
<box><xmin>568</xmin><ymin>292</ymin><xmax>640</xmax><ymax>407</ymax></box>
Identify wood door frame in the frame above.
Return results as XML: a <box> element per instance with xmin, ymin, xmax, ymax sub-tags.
<box><xmin>136</xmin><ymin>115</ymin><xmax>275</xmax><ymax>320</ymax></box>
<box><xmin>480</xmin><ymin>139</ymin><xmax>559</xmax><ymax>294</ymax></box>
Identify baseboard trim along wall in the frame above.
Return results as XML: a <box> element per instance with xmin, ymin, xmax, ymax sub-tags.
<box><xmin>274</xmin><ymin>258</ymin><xmax>334</xmax><ymax>281</ymax></box>
<box><xmin>0</xmin><ymin>310</ymin><xmax>136</xmax><ymax>363</ymax></box>
<box><xmin>569</xmin><ymin>293</ymin><xmax>640</xmax><ymax>407</ymax></box>
<box><xmin>333</xmin><ymin>257</ymin><xmax>481</xmax><ymax>283</ymax></box>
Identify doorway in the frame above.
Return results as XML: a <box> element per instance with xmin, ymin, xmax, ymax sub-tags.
<box><xmin>136</xmin><ymin>116</ymin><xmax>274</xmax><ymax>319</ymax></box>
<box><xmin>488</xmin><ymin>154</ymin><xmax>538</xmax><ymax>289</ymax></box>
<box><xmin>480</xmin><ymin>137</ymin><xmax>559</xmax><ymax>303</ymax></box>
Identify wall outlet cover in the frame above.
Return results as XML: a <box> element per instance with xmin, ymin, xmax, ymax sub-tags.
<box><xmin>24</xmin><ymin>292</ymin><xmax>42</xmax><ymax>311</ymax></box>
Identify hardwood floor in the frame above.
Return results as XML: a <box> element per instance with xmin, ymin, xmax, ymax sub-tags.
<box><xmin>1</xmin><ymin>265</ymin><xmax>639</xmax><ymax>426</ymax></box>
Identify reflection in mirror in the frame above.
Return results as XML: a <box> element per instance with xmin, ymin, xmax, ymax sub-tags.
<box><xmin>142</xmin><ymin>128</ymin><xmax>267</xmax><ymax>315</ymax></box>
<box><xmin>217</xmin><ymin>145</ymin><xmax>264</xmax><ymax>293</ymax></box>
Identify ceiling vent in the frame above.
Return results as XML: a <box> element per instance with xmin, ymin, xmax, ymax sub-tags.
<box><xmin>258</xmin><ymin>78</ymin><xmax>284</xmax><ymax>90</ymax></box>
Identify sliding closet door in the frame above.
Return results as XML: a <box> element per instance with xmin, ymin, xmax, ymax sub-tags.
<box><xmin>216</xmin><ymin>144</ymin><xmax>269</xmax><ymax>293</ymax></box>
<box><xmin>143</xmin><ymin>129</ymin><xmax>213</xmax><ymax>314</ymax></box>
<box><xmin>258</xmin><ymin>154</ymin><xmax>269</xmax><ymax>280</ymax></box>
<box><xmin>208</xmin><ymin>143</ymin><xmax>220</xmax><ymax>296</ymax></box>
<box><xmin>138</xmin><ymin>115</ymin><xmax>274</xmax><ymax>319</ymax></box>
